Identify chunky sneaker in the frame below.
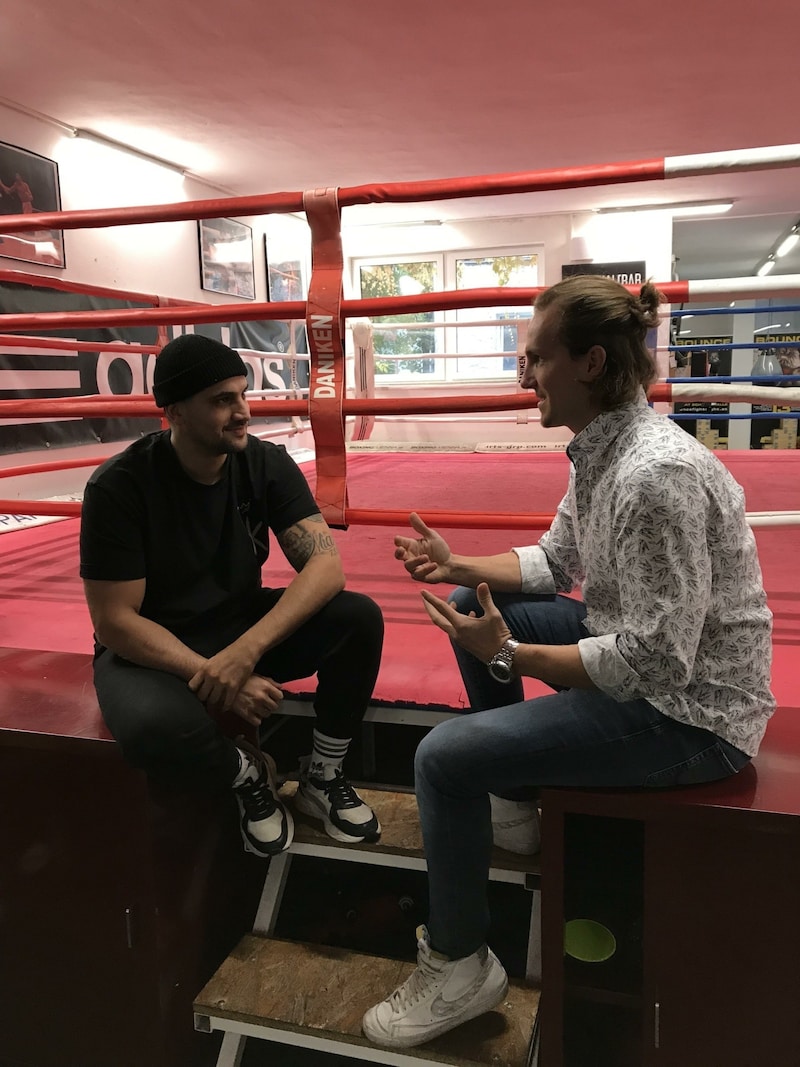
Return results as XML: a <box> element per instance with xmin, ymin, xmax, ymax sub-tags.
<box><xmin>362</xmin><ymin>924</ymin><xmax>508</xmax><ymax>1048</ymax></box>
<box><xmin>294</xmin><ymin>756</ymin><xmax>381</xmax><ymax>843</ymax></box>
<box><xmin>232</xmin><ymin>740</ymin><xmax>294</xmax><ymax>857</ymax></box>
<box><xmin>490</xmin><ymin>794</ymin><xmax>541</xmax><ymax>855</ymax></box>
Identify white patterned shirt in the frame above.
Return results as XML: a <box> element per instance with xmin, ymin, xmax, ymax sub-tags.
<box><xmin>513</xmin><ymin>394</ymin><xmax>775</xmax><ymax>756</ymax></box>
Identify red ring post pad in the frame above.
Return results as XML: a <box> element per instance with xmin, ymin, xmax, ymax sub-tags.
<box><xmin>303</xmin><ymin>188</ymin><xmax>349</xmax><ymax>528</ymax></box>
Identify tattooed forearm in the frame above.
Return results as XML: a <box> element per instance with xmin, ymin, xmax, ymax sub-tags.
<box><xmin>280</xmin><ymin>516</ymin><xmax>338</xmax><ymax>569</ymax></box>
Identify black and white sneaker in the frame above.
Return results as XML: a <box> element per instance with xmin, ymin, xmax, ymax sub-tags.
<box><xmin>294</xmin><ymin>756</ymin><xmax>381</xmax><ymax>844</ymax></box>
<box><xmin>232</xmin><ymin>740</ymin><xmax>294</xmax><ymax>857</ymax></box>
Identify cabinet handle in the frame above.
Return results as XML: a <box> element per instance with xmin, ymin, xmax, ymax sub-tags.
<box><xmin>654</xmin><ymin>1001</ymin><xmax>660</xmax><ymax>1049</ymax></box>
<box><xmin>125</xmin><ymin>907</ymin><xmax>133</xmax><ymax>949</ymax></box>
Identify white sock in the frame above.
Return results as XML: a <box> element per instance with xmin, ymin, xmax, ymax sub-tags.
<box><xmin>309</xmin><ymin>729</ymin><xmax>350</xmax><ymax>781</ymax></box>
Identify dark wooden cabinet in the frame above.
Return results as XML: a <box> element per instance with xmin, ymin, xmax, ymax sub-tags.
<box><xmin>0</xmin><ymin>650</ymin><xmax>266</xmax><ymax>1067</ymax></box>
<box><xmin>539</xmin><ymin>727</ymin><xmax>800</xmax><ymax>1067</ymax></box>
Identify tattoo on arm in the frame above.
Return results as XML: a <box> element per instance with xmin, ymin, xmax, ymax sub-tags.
<box><xmin>279</xmin><ymin>515</ymin><xmax>338</xmax><ymax>570</ymax></box>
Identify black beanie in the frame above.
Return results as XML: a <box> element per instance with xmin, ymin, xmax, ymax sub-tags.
<box><xmin>152</xmin><ymin>335</ymin><xmax>249</xmax><ymax>407</ymax></box>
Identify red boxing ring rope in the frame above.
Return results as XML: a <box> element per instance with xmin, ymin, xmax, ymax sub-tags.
<box><xmin>3</xmin><ymin>142</ymin><xmax>800</xmax><ymax>532</ymax></box>
<box><xmin>1</xmin><ymin>143</ymin><xmax>799</xmax><ymax>235</ymax></box>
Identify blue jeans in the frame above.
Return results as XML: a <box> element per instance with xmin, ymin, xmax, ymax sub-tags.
<box><xmin>415</xmin><ymin>588</ymin><xmax>750</xmax><ymax>959</ymax></box>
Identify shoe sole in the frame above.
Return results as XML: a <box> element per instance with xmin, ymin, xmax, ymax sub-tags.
<box><xmin>236</xmin><ymin>747</ymin><xmax>295</xmax><ymax>857</ymax></box>
<box><xmin>362</xmin><ymin>969</ymin><xmax>509</xmax><ymax>1048</ymax></box>
<box><xmin>294</xmin><ymin>788</ymin><xmax>381</xmax><ymax>844</ymax></box>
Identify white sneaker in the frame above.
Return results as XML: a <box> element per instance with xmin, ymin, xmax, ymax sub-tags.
<box><xmin>490</xmin><ymin>794</ymin><xmax>541</xmax><ymax>855</ymax></box>
<box><xmin>362</xmin><ymin>925</ymin><xmax>508</xmax><ymax>1048</ymax></box>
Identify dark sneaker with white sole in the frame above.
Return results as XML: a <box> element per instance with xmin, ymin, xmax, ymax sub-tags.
<box><xmin>294</xmin><ymin>756</ymin><xmax>381</xmax><ymax>844</ymax></box>
<box><xmin>233</xmin><ymin>740</ymin><xmax>294</xmax><ymax>857</ymax></box>
<box><xmin>362</xmin><ymin>924</ymin><xmax>508</xmax><ymax>1048</ymax></box>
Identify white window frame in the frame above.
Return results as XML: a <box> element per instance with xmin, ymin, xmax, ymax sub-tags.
<box><xmin>351</xmin><ymin>244</ymin><xmax>543</xmax><ymax>385</ymax></box>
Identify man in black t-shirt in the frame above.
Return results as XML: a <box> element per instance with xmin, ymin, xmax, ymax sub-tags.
<box><xmin>80</xmin><ymin>334</ymin><xmax>384</xmax><ymax>856</ymax></box>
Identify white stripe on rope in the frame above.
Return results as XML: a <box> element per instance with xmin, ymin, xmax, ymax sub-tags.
<box><xmin>665</xmin><ymin>145</ymin><xmax>800</xmax><ymax>177</ymax></box>
<box><xmin>687</xmin><ymin>276</ymin><xmax>800</xmax><ymax>299</ymax></box>
<box><xmin>746</xmin><ymin>512</ymin><xmax>800</xmax><ymax>527</ymax></box>
<box><xmin>670</xmin><ymin>383</ymin><xmax>800</xmax><ymax>407</ymax></box>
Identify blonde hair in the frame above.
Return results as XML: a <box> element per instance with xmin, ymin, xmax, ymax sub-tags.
<box><xmin>535</xmin><ymin>275</ymin><xmax>662</xmax><ymax>407</ymax></box>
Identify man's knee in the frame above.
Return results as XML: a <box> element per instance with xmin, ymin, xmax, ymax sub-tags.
<box><xmin>414</xmin><ymin>717</ymin><xmax>462</xmax><ymax>786</ymax></box>
<box><xmin>448</xmin><ymin>585</ymin><xmax>480</xmax><ymax>614</ymax></box>
<box><xmin>329</xmin><ymin>591</ymin><xmax>384</xmax><ymax>645</ymax></box>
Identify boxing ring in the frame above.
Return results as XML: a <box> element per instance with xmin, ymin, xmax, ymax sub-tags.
<box><xmin>1</xmin><ymin>143</ymin><xmax>799</xmax><ymax>730</ymax></box>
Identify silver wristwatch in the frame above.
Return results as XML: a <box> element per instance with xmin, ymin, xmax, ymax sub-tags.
<box><xmin>487</xmin><ymin>638</ymin><xmax>520</xmax><ymax>684</ymax></box>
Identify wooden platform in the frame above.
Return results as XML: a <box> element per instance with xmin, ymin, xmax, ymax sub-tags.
<box><xmin>280</xmin><ymin>781</ymin><xmax>541</xmax><ymax>879</ymax></box>
<box><xmin>194</xmin><ymin>935</ymin><xmax>540</xmax><ymax>1067</ymax></box>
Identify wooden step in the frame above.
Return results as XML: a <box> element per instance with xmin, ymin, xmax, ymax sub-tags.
<box><xmin>194</xmin><ymin>933</ymin><xmax>540</xmax><ymax>1067</ymax></box>
<box><xmin>280</xmin><ymin>782</ymin><xmax>541</xmax><ymax>880</ymax></box>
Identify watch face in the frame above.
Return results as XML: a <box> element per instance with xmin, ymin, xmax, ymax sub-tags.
<box><xmin>488</xmin><ymin>660</ymin><xmax>513</xmax><ymax>684</ymax></box>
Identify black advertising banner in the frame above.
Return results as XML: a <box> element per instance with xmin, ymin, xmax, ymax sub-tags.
<box><xmin>0</xmin><ymin>282</ymin><xmax>308</xmax><ymax>454</ymax></box>
<box><xmin>673</xmin><ymin>337</ymin><xmax>732</xmax><ymax>446</ymax></box>
<box><xmin>561</xmin><ymin>261</ymin><xmax>647</xmax><ymax>285</ymax></box>
<box><xmin>750</xmin><ymin>333</ymin><xmax>800</xmax><ymax>450</ymax></box>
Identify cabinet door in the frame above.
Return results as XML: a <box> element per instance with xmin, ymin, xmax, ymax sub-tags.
<box><xmin>0</xmin><ymin>742</ymin><xmax>163</xmax><ymax>1067</ymax></box>
<box><xmin>644</xmin><ymin>818</ymin><xmax>800</xmax><ymax>1066</ymax></box>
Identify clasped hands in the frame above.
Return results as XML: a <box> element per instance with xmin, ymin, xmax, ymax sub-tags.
<box><xmin>188</xmin><ymin>640</ymin><xmax>282</xmax><ymax>726</ymax></box>
<box><xmin>394</xmin><ymin>512</ymin><xmax>511</xmax><ymax>662</ymax></box>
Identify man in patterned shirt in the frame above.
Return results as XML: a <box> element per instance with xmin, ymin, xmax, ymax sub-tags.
<box><xmin>363</xmin><ymin>274</ymin><xmax>775</xmax><ymax>1050</ymax></box>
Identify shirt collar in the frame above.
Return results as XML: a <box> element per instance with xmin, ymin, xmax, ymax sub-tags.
<box><xmin>567</xmin><ymin>391</ymin><xmax>650</xmax><ymax>462</ymax></box>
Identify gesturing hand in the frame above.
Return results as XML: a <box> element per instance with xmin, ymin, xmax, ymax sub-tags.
<box><xmin>419</xmin><ymin>582</ymin><xmax>513</xmax><ymax>663</ymax></box>
<box><xmin>394</xmin><ymin>512</ymin><xmax>453</xmax><ymax>584</ymax></box>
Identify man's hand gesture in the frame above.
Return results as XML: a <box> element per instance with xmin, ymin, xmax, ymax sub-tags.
<box><xmin>419</xmin><ymin>582</ymin><xmax>512</xmax><ymax>663</ymax></box>
<box><xmin>394</xmin><ymin>512</ymin><xmax>453</xmax><ymax>584</ymax></box>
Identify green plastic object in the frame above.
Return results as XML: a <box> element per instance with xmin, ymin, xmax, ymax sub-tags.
<box><xmin>564</xmin><ymin>918</ymin><xmax>617</xmax><ymax>963</ymax></box>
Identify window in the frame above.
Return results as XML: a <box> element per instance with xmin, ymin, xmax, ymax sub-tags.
<box><xmin>448</xmin><ymin>253</ymin><xmax>538</xmax><ymax>380</ymax></box>
<box><xmin>356</xmin><ymin>257</ymin><xmax>442</xmax><ymax>382</ymax></box>
<box><xmin>354</xmin><ymin>249</ymin><xmax>540</xmax><ymax>383</ymax></box>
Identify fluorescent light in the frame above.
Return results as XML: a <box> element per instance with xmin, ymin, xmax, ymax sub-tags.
<box><xmin>598</xmin><ymin>200</ymin><xmax>733</xmax><ymax>217</ymax></box>
<box><xmin>669</xmin><ymin>202</ymin><xmax>734</xmax><ymax>218</ymax></box>
<box><xmin>756</xmin><ymin>259</ymin><xmax>775</xmax><ymax>277</ymax></box>
<box><xmin>74</xmin><ymin>128</ymin><xmax>186</xmax><ymax>176</ymax></box>
<box><xmin>776</xmin><ymin>232</ymin><xmax>800</xmax><ymax>257</ymax></box>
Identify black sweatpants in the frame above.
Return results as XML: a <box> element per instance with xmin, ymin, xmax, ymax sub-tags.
<box><xmin>95</xmin><ymin>589</ymin><xmax>384</xmax><ymax>790</ymax></box>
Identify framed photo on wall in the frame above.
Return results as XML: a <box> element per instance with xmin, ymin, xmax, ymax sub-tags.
<box><xmin>198</xmin><ymin>218</ymin><xmax>255</xmax><ymax>299</ymax></box>
<box><xmin>265</xmin><ymin>240</ymin><xmax>306</xmax><ymax>303</ymax></box>
<box><xmin>0</xmin><ymin>141</ymin><xmax>65</xmax><ymax>268</ymax></box>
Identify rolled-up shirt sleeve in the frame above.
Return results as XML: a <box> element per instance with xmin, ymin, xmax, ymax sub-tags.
<box><xmin>514</xmin><ymin>487</ymin><xmax>582</xmax><ymax>594</ymax></box>
<box><xmin>579</xmin><ymin>466</ymin><xmax>712</xmax><ymax>700</ymax></box>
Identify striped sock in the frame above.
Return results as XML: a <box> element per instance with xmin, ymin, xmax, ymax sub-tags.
<box><xmin>309</xmin><ymin>730</ymin><xmax>350</xmax><ymax>781</ymax></box>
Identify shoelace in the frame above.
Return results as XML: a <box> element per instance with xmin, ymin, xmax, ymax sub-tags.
<box><xmin>388</xmin><ymin>949</ymin><xmax>440</xmax><ymax>1011</ymax></box>
<box><xmin>319</xmin><ymin>769</ymin><xmax>362</xmax><ymax>810</ymax></box>
<box><xmin>236</xmin><ymin>770</ymin><xmax>278</xmax><ymax>821</ymax></box>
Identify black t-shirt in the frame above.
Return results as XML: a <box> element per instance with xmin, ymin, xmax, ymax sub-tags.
<box><xmin>79</xmin><ymin>431</ymin><xmax>319</xmax><ymax>637</ymax></box>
